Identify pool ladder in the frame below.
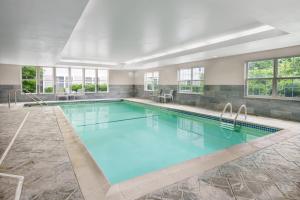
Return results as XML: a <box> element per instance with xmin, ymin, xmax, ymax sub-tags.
<box><xmin>220</xmin><ymin>103</ymin><xmax>247</xmax><ymax>130</ymax></box>
<box><xmin>8</xmin><ymin>89</ymin><xmax>48</xmax><ymax>109</ymax></box>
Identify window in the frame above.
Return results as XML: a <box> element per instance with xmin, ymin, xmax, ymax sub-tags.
<box><xmin>178</xmin><ymin>67</ymin><xmax>204</xmax><ymax>94</ymax></box>
<box><xmin>56</xmin><ymin>68</ymin><xmax>69</xmax><ymax>93</ymax></box>
<box><xmin>22</xmin><ymin>66</ymin><xmax>37</xmax><ymax>93</ymax></box>
<box><xmin>20</xmin><ymin>67</ymin><xmax>110</xmax><ymax>95</ymax></box>
<box><xmin>39</xmin><ymin>67</ymin><xmax>54</xmax><ymax>93</ymax></box>
<box><xmin>71</xmin><ymin>68</ymin><xmax>83</xmax><ymax>93</ymax></box>
<box><xmin>277</xmin><ymin>56</ymin><xmax>300</xmax><ymax>97</ymax></box>
<box><xmin>246</xmin><ymin>56</ymin><xmax>300</xmax><ymax>98</ymax></box>
<box><xmin>98</xmin><ymin>69</ymin><xmax>108</xmax><ymax>92</ymax></box>
<box><xmin>178</xmin><ymin>69</ymin><xmax>191</xmax><ymax>92</ymax></box>
<box><xmin>144</xmin><ymin>72</ymin><xmax>159</xmax><ymax>91</ymax></box>
<box><xmin>246</xmin><ymin>60</ymin><xmax>273</xmax><ymax>96</ymax></box>
<box><xmin>85</xmin><ymin>69</ymin><xmax>96</xmax><ymax>93</ymax></box>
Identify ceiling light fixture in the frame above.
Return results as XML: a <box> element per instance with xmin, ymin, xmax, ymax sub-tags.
<box><xmin>60</xmin><ymin>59</ymin><xmax>119</xmax><ymax>66</ymax></box>
<box><xmin>124</xmin><ymin>25</ymin><xmax>275</xmax><ymax>64</ymax></box>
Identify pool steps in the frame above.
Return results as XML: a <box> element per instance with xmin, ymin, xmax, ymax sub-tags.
<box><xmin>220</xmin><ymin>121</ymin><xmax>235</xmax><ymax>130</ymax></box>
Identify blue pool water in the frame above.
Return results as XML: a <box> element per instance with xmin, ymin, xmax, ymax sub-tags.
<box><xmin>60</xmin><ymin>101</ymin><xmax>276</xmax><ymax>184</ymax></box>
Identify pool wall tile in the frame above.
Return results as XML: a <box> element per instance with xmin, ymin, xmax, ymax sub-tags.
<box><xmin>125</xmin><ymin>100</ymin><xmax>281</xmax><ymax>133</ymax></box>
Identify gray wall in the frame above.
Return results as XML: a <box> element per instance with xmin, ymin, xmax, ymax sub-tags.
<box><xmin>135</xmin><ymin>84</ymin><xmax>300</xmax><ymax>121</ymax></box>
<box><xmin>0</xmin><ymin>84</ymin><xmax>134</xmax><ymax>103</ymax></box>
<box><xmin>133</xmin><ymin>46</ymin><xmax>300</xmax><ymax>121</ymax></box>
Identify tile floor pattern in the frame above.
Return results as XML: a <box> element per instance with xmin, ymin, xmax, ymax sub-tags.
<box><xmin>137</xmin><ymin>135</ymin><xmax>300</xmax><ymax>200</ymax></box>
<box><xmin>0</xmin><ymin>107</ymin><xmax>84</xmax><ymax>200</ymax></box>
<box><xmin>0</xmin><ymin>110</ymin><xmax>27</xmax><ymax>156</ymax></box>
<box><xmin>0</xmin><ymin>176</ymin><xmax>19</xmax><ymax>200</ymax></box>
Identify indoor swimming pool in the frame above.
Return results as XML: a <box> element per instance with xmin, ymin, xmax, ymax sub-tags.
<box><xmin>60</xmin><ymin>100</ymin><xmax>279</xmax><ymax>184</ymax></box>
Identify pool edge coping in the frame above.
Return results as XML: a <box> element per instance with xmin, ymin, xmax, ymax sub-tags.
<box><xmin>54</xmin><ymin>100</ymin><xmax>300</xmax><ymax>200</ymax></box>
<box><xmin>55</xmin><ymin>106</ymin><xmax>111</xmax><ymax>200</ymax></box>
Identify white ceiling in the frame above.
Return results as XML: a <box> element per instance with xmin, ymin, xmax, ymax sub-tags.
<box><xmin>0</xmin><ymin>0</ymin><xmax>88</xmax><ymax>66</ymax></box>
<box><xmin>1</xmin><ymin>0</ymin><xmax>300</xmax><ymax>69</ymax></box>
<box><xmin>61</xmin><ymin>0</ymin><xmax>270</xmax><ymax>62</ymax></box>
<box><xmin>134</xmin><ymin>32</ymin><xmax>300</xmax><ymax>70</ymax></box>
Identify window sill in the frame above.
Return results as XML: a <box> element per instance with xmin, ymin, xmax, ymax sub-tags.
<box><xmin>178</xmin><ymin>92</ymin><xmax>204</xmax><ymax>95</ymax></box>
<box><xmin>245</xmin><ymin>95</ymin><xmax>300</xmax><ymax>102</ymax></box>
<box><xmin>21</xmin><ymin>93</ymin><xmax>38</xmax><ymax>95</ymax></box>
<box><xmin>24</xmin><ymin>92</ymin><xmax>110</xmax><ymax>95</ymax></box>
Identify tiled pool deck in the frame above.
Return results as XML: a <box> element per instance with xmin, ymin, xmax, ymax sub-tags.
<box><xmin>0</xmin><ymin>106</ymin><xmax>84</xmax><ymax>200</ymax></box>
<box><xmin>137</xmin><ymin>134</ymin><xmax>300</xmax><ymax>200</ymax></box>
<box><xmin>0</xmin><ymin>98</ymin><xmax>300</xmax><ymax>200</ymax></box>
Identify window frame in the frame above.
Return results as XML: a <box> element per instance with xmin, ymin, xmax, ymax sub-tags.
<box><xmin>21</xmin><ymin>67</ymin><xmax>110</xmax><ymax>95</ymax></box>
<box><xmin>177</xmin><ymin>66</ymin><xmax>205</xmax><ymax>94</ymax></box>
<box><xmin>144</xmin><ymin>71</ymin><xmax>159</xmax><ymax>92</ymax></box>
<box><xmin>245</xmin><ymin>55</ymin><xmax>300</xmax><ymax>100</ymax></box>
<box><xmin>245</xmin><ymin>59</ymin><xmax>275</xmax><ymax>97</ymax></box>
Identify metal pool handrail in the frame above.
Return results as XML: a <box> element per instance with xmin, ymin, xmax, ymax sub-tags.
<box><xmin>14</xmin><ymin>89</ymin><xmax>43</xmax><ymax>107</ymax></box>
<box><xmin>233</xmin><ymin>104</ymin><xmax>247</xmax><ymax>126</ymax></box>
<box><xmin>17</xmin><ymin>89</ymin><xmax>48</xmax><ymax>106</ymax></box>
<box><xmin>8</xmin><ymin>89</ymin><xmax>48</xmax><ymax>108</ymax></box>
<box><xmin>220</xmin><ymin>102</ymin><xmax>233</xmax><ymax>122</ymax></box>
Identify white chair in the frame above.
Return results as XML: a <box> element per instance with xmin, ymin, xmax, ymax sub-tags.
<box><xmin>158</xmin><ymin>90</ymin><xmax>174</xmax><ymax>103</ymax></box>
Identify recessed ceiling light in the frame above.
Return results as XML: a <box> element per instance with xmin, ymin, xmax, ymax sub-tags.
<box><xmin>60</xmin><ymin>59</ymin><xmax>119</xmax><ymax>66</ymax></box>
<box><xmin>124</xmin><ymin>25</ymin><xmax>275</xmax><ymax>64</ymax></box>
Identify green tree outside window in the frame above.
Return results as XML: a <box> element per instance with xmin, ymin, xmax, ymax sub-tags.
<box><xmin>22</xmin><ymin>66</ymin><xmax>37</xmax><ymax>93</ymax></box>
<box><xmin>85</xmin><ymin>83</ymin><xmax>96</xmax><ymax>92</ymax></box>
<box><xmin>98</xmin><ymin>84</ymin><xmax>108</xmax><ymax>92</ymax></box>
